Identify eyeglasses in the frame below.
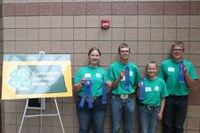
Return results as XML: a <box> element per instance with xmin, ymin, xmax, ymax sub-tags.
<box><xmin>172</xmin><ymin>49</ymin><xmax>184</xmax><ymax>52</ymax></box>
<box><xmin>120</xmin><ymin>50</ymin><xmax>129</xmax><ymax>53</ymax></box>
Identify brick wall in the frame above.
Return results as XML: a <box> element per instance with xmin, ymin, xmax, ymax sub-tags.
<box><xmin>1</xmin><ymin>0</ymin><xmax>200</xmax><ymax>133</ymax></box>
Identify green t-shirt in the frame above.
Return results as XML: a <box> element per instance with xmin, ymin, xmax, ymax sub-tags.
<box><xmin>108</xmin><ymin>61</ymin><xmax>141</xmax><ymax>95</ymax></box>
<box><xmin>139</xmin><ymin>77</ymin><xmax>169</xmax><ymax>106</ymax></box>
<box><xmin>159</xmin><ymin>59</ymin><xmax>198</xmax><ymax>96</ymax></box>
<box><xmin>74</xmin><ymin>65</ymin><xmax>107</xmax><ymax>97</ymax></box>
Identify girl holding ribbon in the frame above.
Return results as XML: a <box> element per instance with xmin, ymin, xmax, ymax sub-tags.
<box><xmin>159</xmin><ymin>41</ymin><xmax>198</xmax><ymax>133</ymax></box>
<box><xmin>138</xmin><ymin>61</ymin><xmax>168</xmax><ymax>133</ymax></box>
<box><xmin>73</xmin><ymin>47</ymin><xmax>112</xmax><ymax>133</ymax></box>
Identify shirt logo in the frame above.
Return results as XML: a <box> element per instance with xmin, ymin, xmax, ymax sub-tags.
<box><xmin>168</xmin><ymin>67</ymin><xmax>175</xmax><ymax>72</ymax></box>
<box><xmin>96</xmin><ymin>73</ymin><xmax>101</xmax><ymax>78</ymax></box>
<box><xmin>154</xmin><ymin>86</ymin><xmax>159</xmax><ymax>91</ymax></box>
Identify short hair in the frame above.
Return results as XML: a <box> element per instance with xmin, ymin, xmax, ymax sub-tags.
<box><xmin>118</xmin><ymin>43</ymin><xmax>130</xmax><ymax>53</ymax></box>
<box><xmin>171</xmin><ymin>41</ymin><xmax>184</xmax><ymax>51</ymax></box>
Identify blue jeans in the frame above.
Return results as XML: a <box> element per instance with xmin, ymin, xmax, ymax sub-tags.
<box><xmin>139</xmin><ymin>105</ymin><xmax>160</xmax><ymax>133</ymax></box>
<box><xmin>163</xmin><ymin>95</ymin><xmax>188</xmax><ymax>133</ymax></box>
<box><xmin>76</xmin><ymin>97</ymin><xmax>107</xmax><ymax>133</ymax></box>
<box><xmin>111</xmin><ymin>95</ymin><xmax>136</xmax><ymax>133</ymax></box>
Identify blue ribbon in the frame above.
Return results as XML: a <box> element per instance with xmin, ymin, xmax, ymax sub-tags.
<box><xmin>79</xmin><ymin>95</ymin><xmax>86</xmax><ymax>107</ymax></box>
<box><xmin>102</xmin><ymin>82</ymin><xmax>107</xmax><ymax>104</ymax></box>
<box><xmin>125</xmin><ymin>66</ymin><xmax>130</xmax><ymax>89</ymax></box>
<box><xmin>179</xmin><ymin>61</ymin><xmax>185</xmax><ymax>84</ymax></box>
<box><xmin>79</xmin><ymin>79</ymin><xmax>93</xmax><ymax>108</ymax></box>
<box><xmin>139</xmin><ymin>79</ymin><xmax>145</xmax><ymax>100</ymax></box>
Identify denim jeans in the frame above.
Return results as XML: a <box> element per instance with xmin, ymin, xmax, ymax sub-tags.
<box><xmin>111</xmin><ymin>95</ymin><xmax>136</xmax><ymax>133</ymax></box>
<box><xmin>163</xmin><ymin>95</ymin><xmax>188</xmax><ymax>133</ymax></box>
<box><xmin>76</xmin><ymin>97</ymin><xmax>107</xmax><ymax>133</ymax></box>
<box><xmin>139</xmin><ymin>105</ymin><xmax>160</xmax><ymax>133</ymax></box>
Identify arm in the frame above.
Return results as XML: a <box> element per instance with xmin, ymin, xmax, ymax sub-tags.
<box><xmin>105</xmin><ymin>81</ymin><xmax>113</xmax><ymax>93</ymax></box>
<box><xmin>184</xmin><ymin>65</ymin><xmax>197</xmax><ymax>88</ymax></box>
<box><xmin>73</xmin><ymin>78</ymin><xmax>86</xmax><ymax>92</ymax></box>
<box><xmin>157</xmin><ymin>98</ymin><xmax>166</xmax><ymax>120</ymax></box>
<box><xmin>110</xmin><ymin>70</ymin><xmax>124</xmax><ymax>90</ymax></box>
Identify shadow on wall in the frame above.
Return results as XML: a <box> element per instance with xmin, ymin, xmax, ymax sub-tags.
<box><xmin>189</xmin><ymin>79</ymin><xmax>200</xmax><ymax>105</ymax></box>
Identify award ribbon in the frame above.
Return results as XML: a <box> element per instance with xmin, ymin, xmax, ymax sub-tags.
<box><xmin>79</xmin><ymin>95</ymin><xmax>86</xmax><ymax>108</ymax></box>
<box><xmin>79</xmin><ymin>79</ymin><xmax>93</xmax><ymax>108</ymax></box>
<box><xmin>139</xmin><ymin>79</ymin><xmax>145</xmax><ymax>100</ymax></box>
<box><xmin>179</xmin><ymin>61</ymin><xmax>185</xmax><ymax>84</ymax></box>
<box><xmin>125</xmin><ymin>66</ymin><xmax>130</xmax><ymax>89</ymax></box>
<box><xmin>102</xmin><ymin>82</ymin><xmax>108</xmax><ymax>104</ymax></box>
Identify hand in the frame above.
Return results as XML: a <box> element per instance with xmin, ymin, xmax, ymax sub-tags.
<box><xmin>184</xmin><ymin>65</ymin><xmax>187</xmax><ymax>73</ymax></box>
<box><xmin>106</xmin><ymin>81</ymin><xmax>112</xmax><ymax>88</ymax></box>
<box><xmin>105</xmin><ymin>81</ymin><xmax>112</xmax><ymax>93</ymax></box>
<box><xmin>80</xmin><ymin>78</ymin><xmax>86</xmax><ymax>85</ymax></box>
<box><xmin>119</xmin><ymin>70</ymin><xmax>125</xmax><ymax>79</ymax></box>
<box><xmin>157</xmin><ymin>112</ymin><xmax>163</xmax><ymax>120</ymax></box>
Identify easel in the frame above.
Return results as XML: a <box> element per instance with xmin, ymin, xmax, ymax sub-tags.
<box><xmin>17</xmin><ymin>52</ymin><xmax>66</xmax><ymax>133</ymax></box>
<box><xmin>18</xmin><ymin>98</ymin><xmax>65</xmax><ymax>133</ymax></box>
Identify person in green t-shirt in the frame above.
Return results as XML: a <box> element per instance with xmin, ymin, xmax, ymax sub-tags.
<box><xmin>73</xmin><ymin>47</ymin><xmax>112</xmax><ymax>133</ymax></box>
<box><xmin>138</xmin><ymin>61</ymin><xmax>168</xmax><ymax>133</ymax></box>
<box><xmin>108</xmin><ymin>43</ymin><xmax>141</xmax><ymax>133</ymax></box>
<box><xmin>159</xmin><ymin>41</ymin><xmax>198</xmax><ymax>133</ymax></box>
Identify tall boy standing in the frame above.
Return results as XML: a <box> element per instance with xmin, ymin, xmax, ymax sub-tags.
<box><xmin>159</xmin><ymin>41</ymin><xmax>198</xmax><ymax>133</ymax></box>
<box><xmin>108</xmin><ymin>43</ymin><xmax>141</xmax><ymax>133</ymax></box>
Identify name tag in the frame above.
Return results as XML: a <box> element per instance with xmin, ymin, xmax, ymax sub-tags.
<box><xmin>145</xmin><ymin>87</ymin><xmax>151</xmax><ymax>92</ymax></box>
<box><xmin>84</xmin><ymin>73</ymin><xmax>91</xmax><ymax>78</ymax></box>
<box><xmin>168</xmin><ymin>67</ymin><xmax>174</xmax><ymax>72</ymax></box>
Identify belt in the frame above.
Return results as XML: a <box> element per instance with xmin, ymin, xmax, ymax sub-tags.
<box><xmin>112</xmin><ymin>93</ymin><xmax>136</xmax><ymax>99</ymax></box>
<box><xmin>93</xmin><ymin>95</ymin><xmax>102</xmax><ymax>101</ymax></box>
<box><xmin>140</xmin><ymin>103</ymin><xmax>160</xmax><ymax>110</ymax></box>
<box><xmin>78</xmin><ymin>95</ymin><xmax>102</xmax><ymax>102</ymax></box>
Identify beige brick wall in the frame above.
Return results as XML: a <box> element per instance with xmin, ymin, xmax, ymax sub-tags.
<box><xmin>1</xmin><ymin>0</ymin><xmax>200</xmax><ymax>133</ymax></box>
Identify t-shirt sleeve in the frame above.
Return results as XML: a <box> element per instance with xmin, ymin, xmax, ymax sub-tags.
<box><xmin>158</xmin><ymin>63</ymin><xmax>165</xmax><ymax>80</ymax></box>
<box><xmin>103</xmin><ymin>71</ymin><xmax>108</xmax><ymax>81</ymax></box>
<box><xmin>160</xmin><ymin>80</ymin><xmax>169</xmax><ymax>98</ymax></box>
<box><xmin>188</xmin><ymin>63</ymin><xmax>198</xmax><ymax>80</ymax></box>
<box><xmin>134</xmin><ymin>66</ymin><xmax>141</xmax><ymax>85</ymax></box>
<box><xmin>107</xmin><ymin>65</ymin><xmax>115</xmax><ymax>82</ymax></box>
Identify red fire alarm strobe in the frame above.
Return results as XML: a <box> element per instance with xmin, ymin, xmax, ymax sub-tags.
<box><xmin>101</xmin><ymin>20</ymin><xmax>110</xmax><ymax>29</ymax></box>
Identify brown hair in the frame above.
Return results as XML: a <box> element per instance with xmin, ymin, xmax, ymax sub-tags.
<box><xmin>171</xmin><ymin>41</ymin><xmax>184</xmax><ymax>51</ymax></box>
<box><xmin>118</xmin><ymin>43</ymin><xmax>130</xmax><ymax>53</ymax></box>
<box><xmin>88</xmin><ymin>47</ymin><xmax>101</xmax><ymax>56</ymax></box>
<box><xmin>88</xmin><ymin>47</ymin><xmax>101</xmax><ymax>66</ymax></box>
